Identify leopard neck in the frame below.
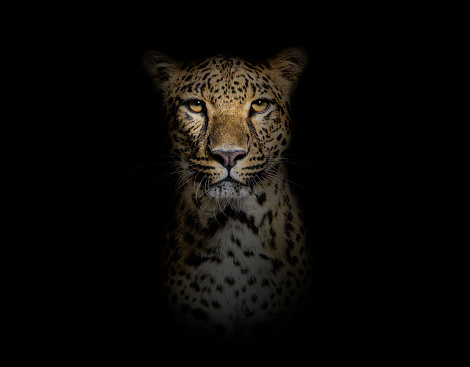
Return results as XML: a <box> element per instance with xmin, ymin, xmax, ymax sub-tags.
<box><xmin>170</xmin><ymin>162</ymin><xmax>306</xmax><ymax>262</ymax></box>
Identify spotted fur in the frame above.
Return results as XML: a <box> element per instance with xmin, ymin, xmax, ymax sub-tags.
<box><xmin>144</xmin><ymin>48</ymin><xmax>312</xmax><ymax>340</ymax></box>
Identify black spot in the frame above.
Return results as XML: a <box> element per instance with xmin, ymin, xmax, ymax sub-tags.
<box><xmin>216</xmin><ymin>208</ymin><xmax>258</xmax><ymax>234</ymax></box>
<box><xmin>272</xmin><ymin>259</ymin><xmax>284</xmax><ymax>274</ymax></box>
<box><xmin>184</xmin><ymin>112</ymin><xmax>193</xmax><ymax>121</ymax></box>
<box><xmin>267</xmin><ymin>210</ymin><xmax>273</xmax><ymax>224</ymax></box>
<box><xmin>243</xmin><ymin>249</ymin><xmax>254</xmax><ymax>257</ymax></box>
<box><xmin>225</xmin><ymin>277</ymin><xmax>235</xmax><ymax>285</ymax></box>
<box><xmin>185</xmin><ymin>212</ymin><xmax>196</xmax><ymax>228</ymax></box>
<box><xmin>286</xmin><ymin>211</ymin><xmax>293</xmax><ymax>222</ymax></box>
<box><xmin>256</xmin><ymin>192</ymin><xmax>266</xmax><ymax>205</ymax></box>
<box><xmin>287</xmin><ymin>240</ymin><xmax>294</xmax><ymax>250</ymax></box>
<box><xmin>284</xmin><ymin>222</ymin><xmax>294</xmax><ymax>235</ymax></box>
<box><xmin>259</xmin><ymin>210</ymin><xmax>273</xmax><ymax>228</ymax></box>
<box><xmin>185</xmin><ymin>253</ymin><xmax>209</xmax><ymax>267</ymax></box>
<box><xmin>189</xmin><ymin>281</ymin><xmax>200</xmax><ymax>292</ymax></box>
<box><xmin>211</xmin><ymin>301</ymin><xmax>221</xmax><ymax>308</ymax></box>
<box><xmin>285</xmin><ymin>246</ymin><xmax>298</xmax><ymax>266</ymax></box>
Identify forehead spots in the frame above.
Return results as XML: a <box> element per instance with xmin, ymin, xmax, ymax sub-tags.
<box><xmin>176</xmin><ymin>56</ymin><xmax>275</xmax><ymax>105</ymax></box>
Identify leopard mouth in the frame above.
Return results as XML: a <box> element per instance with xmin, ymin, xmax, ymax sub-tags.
<box><xmin>219</xmin><ymin>176</ymin><xmax>244</xmax><ymax>185</ymax></box>
<box><xmin>205</xmin><ymin>176</ymin><xmax>252</xmax><ymax>200</ymax></box>
<box><xmin>212</xmin><ymin>176</ymin><xmax>249</xmax><ymax>191</ymax></box>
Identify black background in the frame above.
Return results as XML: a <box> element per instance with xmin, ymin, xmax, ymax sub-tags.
<box><xmin>65</xmin><ymin>7</ymin><xmax>411</xmax><ymax>359</ymax></box>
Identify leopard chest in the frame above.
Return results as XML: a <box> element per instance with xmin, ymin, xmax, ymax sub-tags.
<box><xmin>167</xmin><ymin>219</ymin><xmax>291</xmax><ymax>330</ymax></box>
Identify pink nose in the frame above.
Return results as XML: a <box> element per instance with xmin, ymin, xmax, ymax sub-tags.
<box><xmin>211</xmin><ymin>150</ymin><xmax>247</xmax><ymax>170</ymax></box>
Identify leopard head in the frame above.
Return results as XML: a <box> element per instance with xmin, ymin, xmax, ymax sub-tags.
<box><xmin>144</xmin><ymin>49</ymin><xmax>307</xmax><ymax>201</ymax></box>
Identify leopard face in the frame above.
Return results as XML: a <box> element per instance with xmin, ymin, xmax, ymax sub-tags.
<box><xmin>144</xmin><ymin>49</ymin><xmax>307</xmax><ymax>201</ymax></box>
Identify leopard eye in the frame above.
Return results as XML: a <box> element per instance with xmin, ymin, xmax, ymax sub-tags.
<box><xmin>251</xmin><ymin>99</ymin><xmax>270</xmax><ymax>113</ymax></box>
<box><xmin>187</xmin><ymin>99</ymin><xmax>204</xmax><ymax>113</ymax></box>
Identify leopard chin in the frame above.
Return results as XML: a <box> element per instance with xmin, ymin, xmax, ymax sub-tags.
<box><xmin>205</xmin><ymin>178</ymin><xmax>252</xmax><ymax>200</ymax></box>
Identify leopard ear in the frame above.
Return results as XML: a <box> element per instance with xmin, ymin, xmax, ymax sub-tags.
<box><xmin>268</xmin><ymin>48</ymin><xmax>308</xmax><ymax>93</ymax></box>
<box><xmin>142</xmin><ymin>51</ymin><xmax>181</xmax><ymax>93</ymax></box>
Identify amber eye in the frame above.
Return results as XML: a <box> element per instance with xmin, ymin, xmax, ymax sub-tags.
<box><xmin>187</xmin><ymin>99</ymin><xmax>204</xmax><ymax>113</ymax></box>
<box><xmin>251</xmin><ymin>99</ymin><xmax>270</xmax><ymax>113</ymax></box>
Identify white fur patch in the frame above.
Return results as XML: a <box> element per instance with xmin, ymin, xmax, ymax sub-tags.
<box><xmin>205</xmin><ymin>180</ymin><xmax>252</xmax><ymax>200</ymax></box>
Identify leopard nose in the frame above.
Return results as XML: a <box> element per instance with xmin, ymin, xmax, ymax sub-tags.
<box><xmin>211</xmin><ymin>149</ymin><xmax>247</xmax><ymax>170</ymax></box>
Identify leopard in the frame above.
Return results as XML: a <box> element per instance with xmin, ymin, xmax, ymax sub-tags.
<box><xmin>143</xmin><ymin>48</ymin><xmax>313</xmax><ymax>343</ymax></box>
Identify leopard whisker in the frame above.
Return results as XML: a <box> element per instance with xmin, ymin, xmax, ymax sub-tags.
<box><xmin>176</xmin><ymin>173</ymin><xmax>196</xmax><ymax>192</ymax></box>
<box><xmin>195</xmin><ymin>174</ymin><xmax>207</xmax><ymax>204</ymax></box>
